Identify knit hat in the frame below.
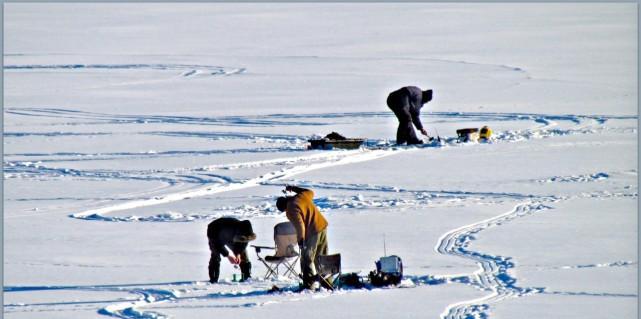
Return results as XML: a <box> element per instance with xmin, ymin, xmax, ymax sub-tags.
<box><xmin>233</xmin><ymin>220</ymin><xmax>256</xmax><ymax>242</ymax></box>
<box><xmin>276</xmin><ymin>197</ymin><xmax>289</xmax><ymax>212</ymax></box>
<box><xmin>422</xmin><ymin>89</ymin><xmax>433</xmax><ymax>103</ymax></box>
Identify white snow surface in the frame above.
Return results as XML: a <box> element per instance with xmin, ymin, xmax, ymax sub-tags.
<box><xmin>3</xmin><ymin>3</ymin><xmax>638</xmax><ymax>319</ymax></box>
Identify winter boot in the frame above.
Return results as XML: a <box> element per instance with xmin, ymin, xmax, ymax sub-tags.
<box><xmin>209</xmin><ymin>260</ymin><xmax>220</xmax><ymax>283</ymax></box>
<box><xmin>240</xmin><ymin>261</ymin><xmax>251</xmax><ymax>282</ymax></box>
<box><xmin>209</xmin><ymin>268</ymin><xmax>219</xmax><ymax>283</ymax></box>
<box><xmin>302</xmin><ymin>272</ymin><xmax>318</xmax><ymax>290</ymax></box>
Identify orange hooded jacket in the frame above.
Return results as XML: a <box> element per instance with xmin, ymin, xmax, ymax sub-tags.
<box><xmin>285</xmin><ymin>188</ymin><xmax>328</xmax><ymax>242</ymax></box>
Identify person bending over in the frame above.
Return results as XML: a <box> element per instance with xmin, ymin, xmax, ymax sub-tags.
<box><xmin>207</xmin><ymin>217</ymin><xmax>256</xmax><ymax>283</ymax></box>
<box><xmin>386</xmin><ymin>86</ymin><xmax>433</xmax><ymax>145</ymax></box>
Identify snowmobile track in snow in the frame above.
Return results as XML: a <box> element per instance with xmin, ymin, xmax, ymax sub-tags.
<box><xmin>436</xmin><ymin>201</ymin><xmax>552</xmax><ymax>319</ymax></box>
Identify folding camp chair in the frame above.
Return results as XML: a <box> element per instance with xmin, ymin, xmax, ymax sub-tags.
<box><xmin>316</xmin><ymin>253</ymin><xmax>341</xmax><ymax>290</ymax></box>
<box><xmin>251</xmin><ymin>221</ymin><xmax>300</xmax><ymax>280</ymax></box>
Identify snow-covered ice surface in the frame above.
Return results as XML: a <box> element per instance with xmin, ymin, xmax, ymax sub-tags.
<box><xmin>3</xmin><ymin>3</ymin><xmax>637</xmax><ymax>319</ymax></box>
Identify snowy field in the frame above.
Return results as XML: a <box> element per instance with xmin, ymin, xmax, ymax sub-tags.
<box><xmin>3</xmin><ymin>3</ymin><xmax>638</xmax><ymax>319</ymax></box>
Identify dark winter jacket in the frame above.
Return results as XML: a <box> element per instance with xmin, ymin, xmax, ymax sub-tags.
<box><xmin>387</xmin><ymin>86</ymin><xmax>432</xmax><ymax>130</ymax></box>
<box><xmin>207</xmin><ymin>217</ymin><xmax>256</xmax><ymax>257</ymax></box>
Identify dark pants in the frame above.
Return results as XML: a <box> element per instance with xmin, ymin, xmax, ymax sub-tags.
<box><xmin>387</xmin><ymin>94</ymin><xmax>421</xmax><ymax>145</ymax></box>
<box><xmin>208</xmin><ymin>240</ymin><xmax>251</xmax><ymax>283</ymax></box>
<box><xmin>300</xmin><ymin>229</ymin><xmax>329</xmax><ymax>288</ymax></box>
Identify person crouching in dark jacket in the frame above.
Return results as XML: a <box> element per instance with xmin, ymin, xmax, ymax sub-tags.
<box><xmin>207</xmin><ymin>217</ymin><xmax>256</xmax><ymax>283</ymax></box>
<box><xmin>386</xmin><ymin>86</ymin><xmax>433</xmax><ymax>145</ymax></box>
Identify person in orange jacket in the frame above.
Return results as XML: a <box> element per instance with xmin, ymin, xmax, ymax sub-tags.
<box><xmin>276</xmin><ymin>185</ymin><xmax>328</xmax><ymax>289</ymax></box>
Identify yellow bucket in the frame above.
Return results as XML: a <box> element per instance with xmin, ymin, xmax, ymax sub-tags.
<box><xmin>479</xmin><ymin>126</ymin><xmax>492</xmax><ymax>140</ymax></box>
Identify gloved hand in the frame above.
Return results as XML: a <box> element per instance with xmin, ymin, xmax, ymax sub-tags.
<box><xmin>420</xmin><ymin>128</ymin><xmax>429</xmax><ymax>136</ymax></box>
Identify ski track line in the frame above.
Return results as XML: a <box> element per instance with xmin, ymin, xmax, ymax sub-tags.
<box><xmin>70</xmin><ymin>148</ymin><xmax>399</xmax><ymax>220</ymax></box>
<box><xmin>147</xmin><ymin>130</ymin><xmax>304</xmax><ymax>143</ymax></box>
<box><xmin>436</xmin><ymin>201</ymin><xmax>552</xmax><ymax>319</ymax></box>
<box><xmin>197</xmin><ymin>150</ymin><xmax>363</xmax><ymax>171</ymax></box>
<box><xmin>5</xmin><ymin>146</ymin><xmax>308</xmax><ymax>160</ymax></box>
<box><xmin>4</xmin><ymin>64</ymin><xmax>247</xmax><ymax>89</ymax></box>
<box><xmin>4</xmin><ymin>63</ymin><xmax>246</xmax><ymax>77</ymax></box>
<box><xmin>4</xmin><ymin>107</ymin><xmax>330</xmax><ymax>127</ymax></box>
<box><xmin>5</xmin><ymin>107</ymin><xmax>636</xmax><ymax>129</ymax></box>
<box><xmin>263</xmin><ymin>179</ymin><xmax>541</xmax><ymax>200</ymax></box>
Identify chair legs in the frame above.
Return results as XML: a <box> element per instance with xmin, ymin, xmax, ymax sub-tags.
<box><xmin>252</xmin><ymin>246</ymin><xmax>300</xmax><ymax>280</ymax></box>
<box><xmin>264</xmin><ymin>262</ymin><xmax>278</xmax><ymax>279</ymax></box>
<box><xmin>256</xmin><ymin>256</ymin><xmax>277</xmax><ymax>279</ymax></box>
<box><xmin>257</xmin><ymin>256</ymin><xmax>300</xmax><ymax>280</ymax></box>
<box><xmin>319</xmin><ymin>273</ymin><xmax>339</xmax><ymax>290</ymax></box>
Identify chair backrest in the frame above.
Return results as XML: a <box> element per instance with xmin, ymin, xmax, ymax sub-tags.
<box><xmin>317</xmin><ymin>253</ymin><xmax>341</xmax><ymax>276</ymax></box>
<box><xmin>273</xmin><ymin>222</ymin><xmax>298</xmax><ymax>257</ymax></box>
